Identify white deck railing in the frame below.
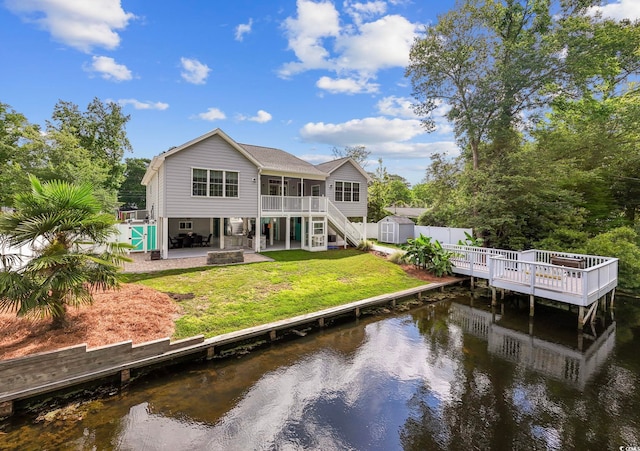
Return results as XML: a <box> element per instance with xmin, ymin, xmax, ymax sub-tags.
<box><xmin>441</xmin><ymin>244</ymin><xmax>618</xmax><ymax>306</ymax></box>
<box><xmin>261</xmin><ymin>195</ymin><xmax>328</xmax><ymax>214</ymax></box>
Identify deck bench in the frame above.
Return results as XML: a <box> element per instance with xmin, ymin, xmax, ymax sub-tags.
<box><xmin>550</xmin><ymin>256</ymin><xmax>586</xmax><ymax>269</ymax></box>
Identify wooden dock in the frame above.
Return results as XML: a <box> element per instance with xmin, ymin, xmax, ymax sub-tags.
<box><xmin>443</xmin><ymin>244</ymin><xmax>618</xmax><ymax>328</ymax></box>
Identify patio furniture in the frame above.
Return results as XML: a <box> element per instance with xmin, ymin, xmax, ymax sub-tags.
<box><xmin>169</xmin><ymin>236</ymin><xmax>182</xmax><ymax>248</ymax></box>
<box><xmin>193</xmin><ymin>234</ymin><xmax>203</xmax><ymax>247</ymax></box>
<box><xmin>182</xmin><ymin>235</ymin><xmax>193</xmax><ymax>248</ymax></box>
<box><xmin>202</xmin><ymin>233</ymin><xmax>212</xmax><ymax>247</ymax></box>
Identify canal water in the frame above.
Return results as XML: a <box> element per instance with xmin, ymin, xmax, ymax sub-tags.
<box><xmin>2</xmin><ymin>291</ymin><xmax>639</xmax><ymax>450</ymax></box>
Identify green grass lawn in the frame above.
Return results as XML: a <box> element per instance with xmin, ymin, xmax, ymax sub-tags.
<box><xmin>123</xmin><ymin>249</ymin><xmax>427</xmax><ymax>339</ymax></box>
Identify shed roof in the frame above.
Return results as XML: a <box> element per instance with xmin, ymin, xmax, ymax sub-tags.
<box><xmin>379</xmin><ymin>215</ymin><xmax>416</xmax><ymax>225</ymax></box>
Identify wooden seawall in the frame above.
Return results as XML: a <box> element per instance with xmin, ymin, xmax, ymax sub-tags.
<box><xmin>0</xmin><ymin>279</ymin><xmax>462</xmax><ymax>418</ymax></box>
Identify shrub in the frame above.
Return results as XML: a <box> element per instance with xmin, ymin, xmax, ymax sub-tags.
<box><xmin>357</xmin><ymin>239</ymin><xmax>374</xmax><ymax>251</ymax></box>
<box><xmin>402</xmin><ymin>234</ymin><xmax>454</xmax><ymax>277</ymax></box>
<box><xmin>388</xmin><ymin>250</ymin><xmax>406</xmax><ymax>264</ymax></box>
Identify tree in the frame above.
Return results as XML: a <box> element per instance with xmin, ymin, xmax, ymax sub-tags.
<box><xmin>0</xmin><ymin>176</ymin><xmax>131</xmax><ymax>328</ymax></box>
<box><xmin>48</xmin><ymin>98</ymin><xmax>132</xmax><ymax>204</ymax></box>
<box><xmin>0</xmin><ymin>103</ymin><xmax>45</xmax><ymax>207</ymax></box>
<box><xmin>367</xmin><ymin>159</ymin><xmax>391</xmax><ymax>222</ymax></box>
<box><xmin>119</xmin><ymin>158</ymin><xmax>150</xmax><ymax>210</ymax></box>
<box><xmin>331</xmin><ymin>145</ymin><xmax>371</xmax><ymax>168</ymax></box>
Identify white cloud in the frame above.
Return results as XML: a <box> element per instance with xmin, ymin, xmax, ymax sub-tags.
<box><xmin>197</xmin><ymin>107</ymin><xmax>226</xmax><ymax>121</ymax></box>
<box><xmin>238</xmin><ymin>110</ymin><xmax>273</xmax><ymax>123</ymax></box>
<box><xmin>279</xmin><ymin>0</ymin><xmax>341</xmax><ymax>77</ymax></box>
<box><xmin>5</xmin><ymin>0</ymin><xmax>135</xmax><ymax>52</ymax></box>
<box><xmin>117</xmin><ymin>99</ymin><xmax>169</xmax><ymax>110</ymax></box>
<box><xmin>335</xmin><ymin>15</ymin><xmax>417</xmax><ymax>74</ymax></box>
<box><xmin>300</xmin><ymin>116</ymin><xmax>424</xmax><ymax>145</ymax></box>
<box><xmin>235</xmin><ymin>18</ymin><xmax>253</xmax><ymax>41</ymax></box>
<box><xmin>588</xmin><ymin>0</ymin><xmax>640</xmax><ymax>21</ymax></box>
<box><xmin>344</xmin><ymin>1</ymin><xmax>387</xmax><ymax>25</ymax></box>
<box><xmin>279</xmin><ymin>1</ymin><xmax>419</xmax><ymax>92</ymax></box>
<box><xmin>376</xmin><ymin>96</ymin><xmax>417</xmax><ymax>118</ymax></box>
<box><xmin>180</xmin><ymin>57</ymin><xmax>211</xmax><ymax>84</ymax></box>
<box><xmin>316</xmin><ymin>76</ymin><xmax>379</xmax><ymax>94</ymax></box>
<box><xmin>84</xmin><ymin>55</ymin><xmax>132</xmax><ymax>81</ymax></box>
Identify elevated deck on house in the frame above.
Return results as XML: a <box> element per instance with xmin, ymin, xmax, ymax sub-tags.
<box><xmin>443</xmin><ymin>245</ymin><xmax>618</xmax><ymax>308</ymax></box>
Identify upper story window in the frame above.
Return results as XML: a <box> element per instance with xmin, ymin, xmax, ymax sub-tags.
<box><xmin>334</xmin><ymin>181</ymin><xmax>360</xmax><ymax>202</ymax></box>
<box><xmin>192</xmin><ymin>168</ymin><xmax>239</xmax><ymax>198</ymax></box>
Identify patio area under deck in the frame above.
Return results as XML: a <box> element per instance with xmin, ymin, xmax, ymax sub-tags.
<box><xmin>443</xmin><ymin>244</ymin><xmax>618</xmax><ymax>329</ymax></box>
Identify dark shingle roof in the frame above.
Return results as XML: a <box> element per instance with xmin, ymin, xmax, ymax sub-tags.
<box><xmin>239</xmin><ymin>143</ymin><xmax>327</xmax><ymax>177</ymax></box>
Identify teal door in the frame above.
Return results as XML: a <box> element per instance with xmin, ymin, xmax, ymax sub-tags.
<box><xmin>130</xmin><ymin>226</ymin><xmax>144</xmax><ymax>251</ymax></box>
<box><xmin>146</xmin><ymin>224</ymin><xmax>157</xmax><ymax>250</ymax></box>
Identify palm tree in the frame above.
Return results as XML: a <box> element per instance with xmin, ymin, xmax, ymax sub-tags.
<box><xmin>0</xmin><ymin>175</ymin><xmax>131</xmax><ymax>328</ymax></box>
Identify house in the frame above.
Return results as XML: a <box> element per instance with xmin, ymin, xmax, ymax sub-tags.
<box><xmin>142</xmin><ymin>129</ymin><xmax>370</xmax><ymax>258</ymax></box>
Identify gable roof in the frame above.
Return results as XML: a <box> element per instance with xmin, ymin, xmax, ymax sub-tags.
<box><xmin>239</xmin><ymin>143</ymin><xmax>327</xmax><ymax>178</ymax></box>
<box><xmin>142</xmin><ymin>128</ymin><xmax>326</xmax><ymax>185</ymax></box>
<box><xmin>316</xmin><ymin>157</ymin><xmax>371</xmax><ymax>182</ymax></box>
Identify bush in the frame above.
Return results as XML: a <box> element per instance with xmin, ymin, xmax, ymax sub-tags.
<box><xmin>357</xmin><ymin>239</ymin><xmax>374</xmax><ymax>251</ymax></box>
<box><xmin>388</xmin><ymin>250</ymin><xmax>406</xmax><ymax>264</ymax></box>
<box><xmin>402</xmin><ymin>234</ymin><xmax>454</xmax><ymax>277</ymax></box>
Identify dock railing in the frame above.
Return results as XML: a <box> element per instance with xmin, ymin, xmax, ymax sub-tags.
<box><xmin>442</xmin><ymin>244</ymin><xmax>618</xmax><ymax>306</ymax></box>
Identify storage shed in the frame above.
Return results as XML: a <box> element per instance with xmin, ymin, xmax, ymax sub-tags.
<box><xmin>378</xmin><ymin>215</ymin><xmax>415</xmax><ymax>244</ymax></box>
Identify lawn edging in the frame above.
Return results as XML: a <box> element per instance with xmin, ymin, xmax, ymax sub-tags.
<box><xmin>0</xmin><ymin>278</ymin><xmax>464</xmax><ymax>419</ymax></box>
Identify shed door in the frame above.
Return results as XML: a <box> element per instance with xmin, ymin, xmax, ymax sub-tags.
<box><xmin>379</xmin><ymin>222</ymin><xmax>396</xmax><ymax>243</ymax></box>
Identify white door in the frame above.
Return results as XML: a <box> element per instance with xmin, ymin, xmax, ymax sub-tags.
<box><xmin>310</xmin><ymin>218</ymin><xmax>326</xmax><ymax>251</ymax></box>
<box><xmin>379</xmin><ymin>222</ymin><xmax>396</xmax><ymax>243</ymax></box>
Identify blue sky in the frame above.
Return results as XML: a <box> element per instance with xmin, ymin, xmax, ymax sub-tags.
<box><xmin>1</xmin><ymin>1</ymin><xmax>637</xmax><ymax>186</ymax></box>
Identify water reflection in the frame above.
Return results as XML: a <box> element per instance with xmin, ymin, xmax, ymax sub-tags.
<box><xmin>2</xmin><ymin>294</ymin><xmax>639</xmax><ymax>451</ymax></box>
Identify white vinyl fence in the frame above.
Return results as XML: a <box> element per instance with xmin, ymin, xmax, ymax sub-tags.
<box><xmin>364</xmin><ymin>223</ymin><xmax>472</xmax><ymax>246</ymax></box>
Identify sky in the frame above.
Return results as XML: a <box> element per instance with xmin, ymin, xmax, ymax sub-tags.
<box><xmin>1</xmin><ymin>0</ymin><xmax>639</xmax><ymax>186</ymax></box>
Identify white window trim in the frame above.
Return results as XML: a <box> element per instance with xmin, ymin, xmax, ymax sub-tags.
<box><xmin>191</xmin><ymin>167</ymin><xmax>240</xmax><ymax>198</ymax></box>
<box><xmin>178</xmin><ymin>220</ymin><xmax>193</xmax><ymax>230</ymax></box>
<box><xmin>334</xmin><ymin>180</ymin><xmax>360</xmax><ymax>203</ymax></box>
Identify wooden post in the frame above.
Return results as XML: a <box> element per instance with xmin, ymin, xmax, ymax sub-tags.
<box><xmin>121</xmin><ymin>369</ymin><xmax>131</xmax><ymax>385</ymax></box>
<box><xmin>610</xmin><ymin>288</ymin><xmax>616</xmax><ymax>309</ymax></box>
<box><xmin>470</xmin><ymin>276</ymin><xmax>475</xmax><ymax>290</ymax></box>
<box><xmin>391</xmin><ymin>299</ymin><xmax>396</xmax><ymax>308</ymax></box>
<box><xmin>578</xmin><ymin>306</ymin><xmax>584</xmax><ymax>330</ymax></box>
<box><xmin>206</xmin><ymin>346</ymin><xmax>216</xmax><ymax>360</ymax></box>
<box><xmin>528</xmin><ymin>317</ymin><xmax>534</xmax><ymax>336</ymax></box>
<box><xmin>0</xmin><ymin>401</ymin><xmax>13</xmax><ymax>418</ymax></box>
<box><xmin>355</xmin><ymin>307</ymin><xmax>361</xmax><ymax>318</ymax></box>
<box><xmin>269</xmin><ymin>330</ymin><xmax>277</xmax><ymax>341</ymax></box>
<box><xmin>501</xmin><ymin>289</ymin><xmax>505</xmax><ymax>300</ymax></box>
<box><xmin>318</xmin><ymin>318</ymin><xmax>325</xmax><ymax>327</ymax></box>
<box><xmin>529</xmin><ymin>295</ymin><xmax>535</xmax><ymax>317</ymax></box>
<box><xmin>491</xmin><ymin>287</ymin><xmax>497</xmax><ymax>306</ymax></box>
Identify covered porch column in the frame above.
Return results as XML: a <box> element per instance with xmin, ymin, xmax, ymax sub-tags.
<box><xmin>219</xmin><ymin>217</ymin><xmax>225</xmax><ymax>249</ymax></box>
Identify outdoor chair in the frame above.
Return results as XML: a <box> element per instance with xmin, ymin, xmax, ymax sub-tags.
<box><xmin>182</xmin><ymin>235</ymin><xmax>193</xmax><ymax>248</ymax></box>
<box><xmin>169</xmin><ymin>236</ymin><xmax>180</xmax><ymax>249</ymax></box>
<box><xmin>193</xmin><ymin>234</ymin><xmax>203</xmax><ymax>247</ymax></box>
<box><xmin>202</xmin><ymin>233</ymin><xmax>212</xmax><ymax>247</ymax></box>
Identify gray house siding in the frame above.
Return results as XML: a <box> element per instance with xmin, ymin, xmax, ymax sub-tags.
<box><xmin>163</xmin><ymin>135</ymin><xmax>259</xmax><ymax>218</ymax></box>
<box><xmin>327</xmin><ymin>162</ymin><xmax>368</xmax><ymax>218</ymax></box>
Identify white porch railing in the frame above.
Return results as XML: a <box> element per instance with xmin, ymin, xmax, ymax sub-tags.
<box><xmin>261</xmin><ymin>196</ymin><xmax>328</xmax><ymax>214</ymax></box>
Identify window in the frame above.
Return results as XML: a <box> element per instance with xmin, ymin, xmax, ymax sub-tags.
<box><xmin>178</xmin><ymin>221</ymin><xmax>193</xmax><ymax>230</ymax></box>
<box><xmin>192</xmin><ymin>168</ymin><xmax>239</xmax><ymax>198</ymax></box>
<box><xmin>192</xmin><ymin>169</ymin><xmax>207</xmax><ymax>196</ymax></box>
<box><xmin>226</xmin><ymin>172</ymin><xmax>239</xmax><ymax>197</ymax></box>
<box><xmin>334</xmin><ymin>181</ymin><xmax>360</xmax><ymax>202</ymax></box>
<box><xmin>311</xmin><ymin>185</ymin><xmax>320</xmax><ymax>196</ymax></box>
